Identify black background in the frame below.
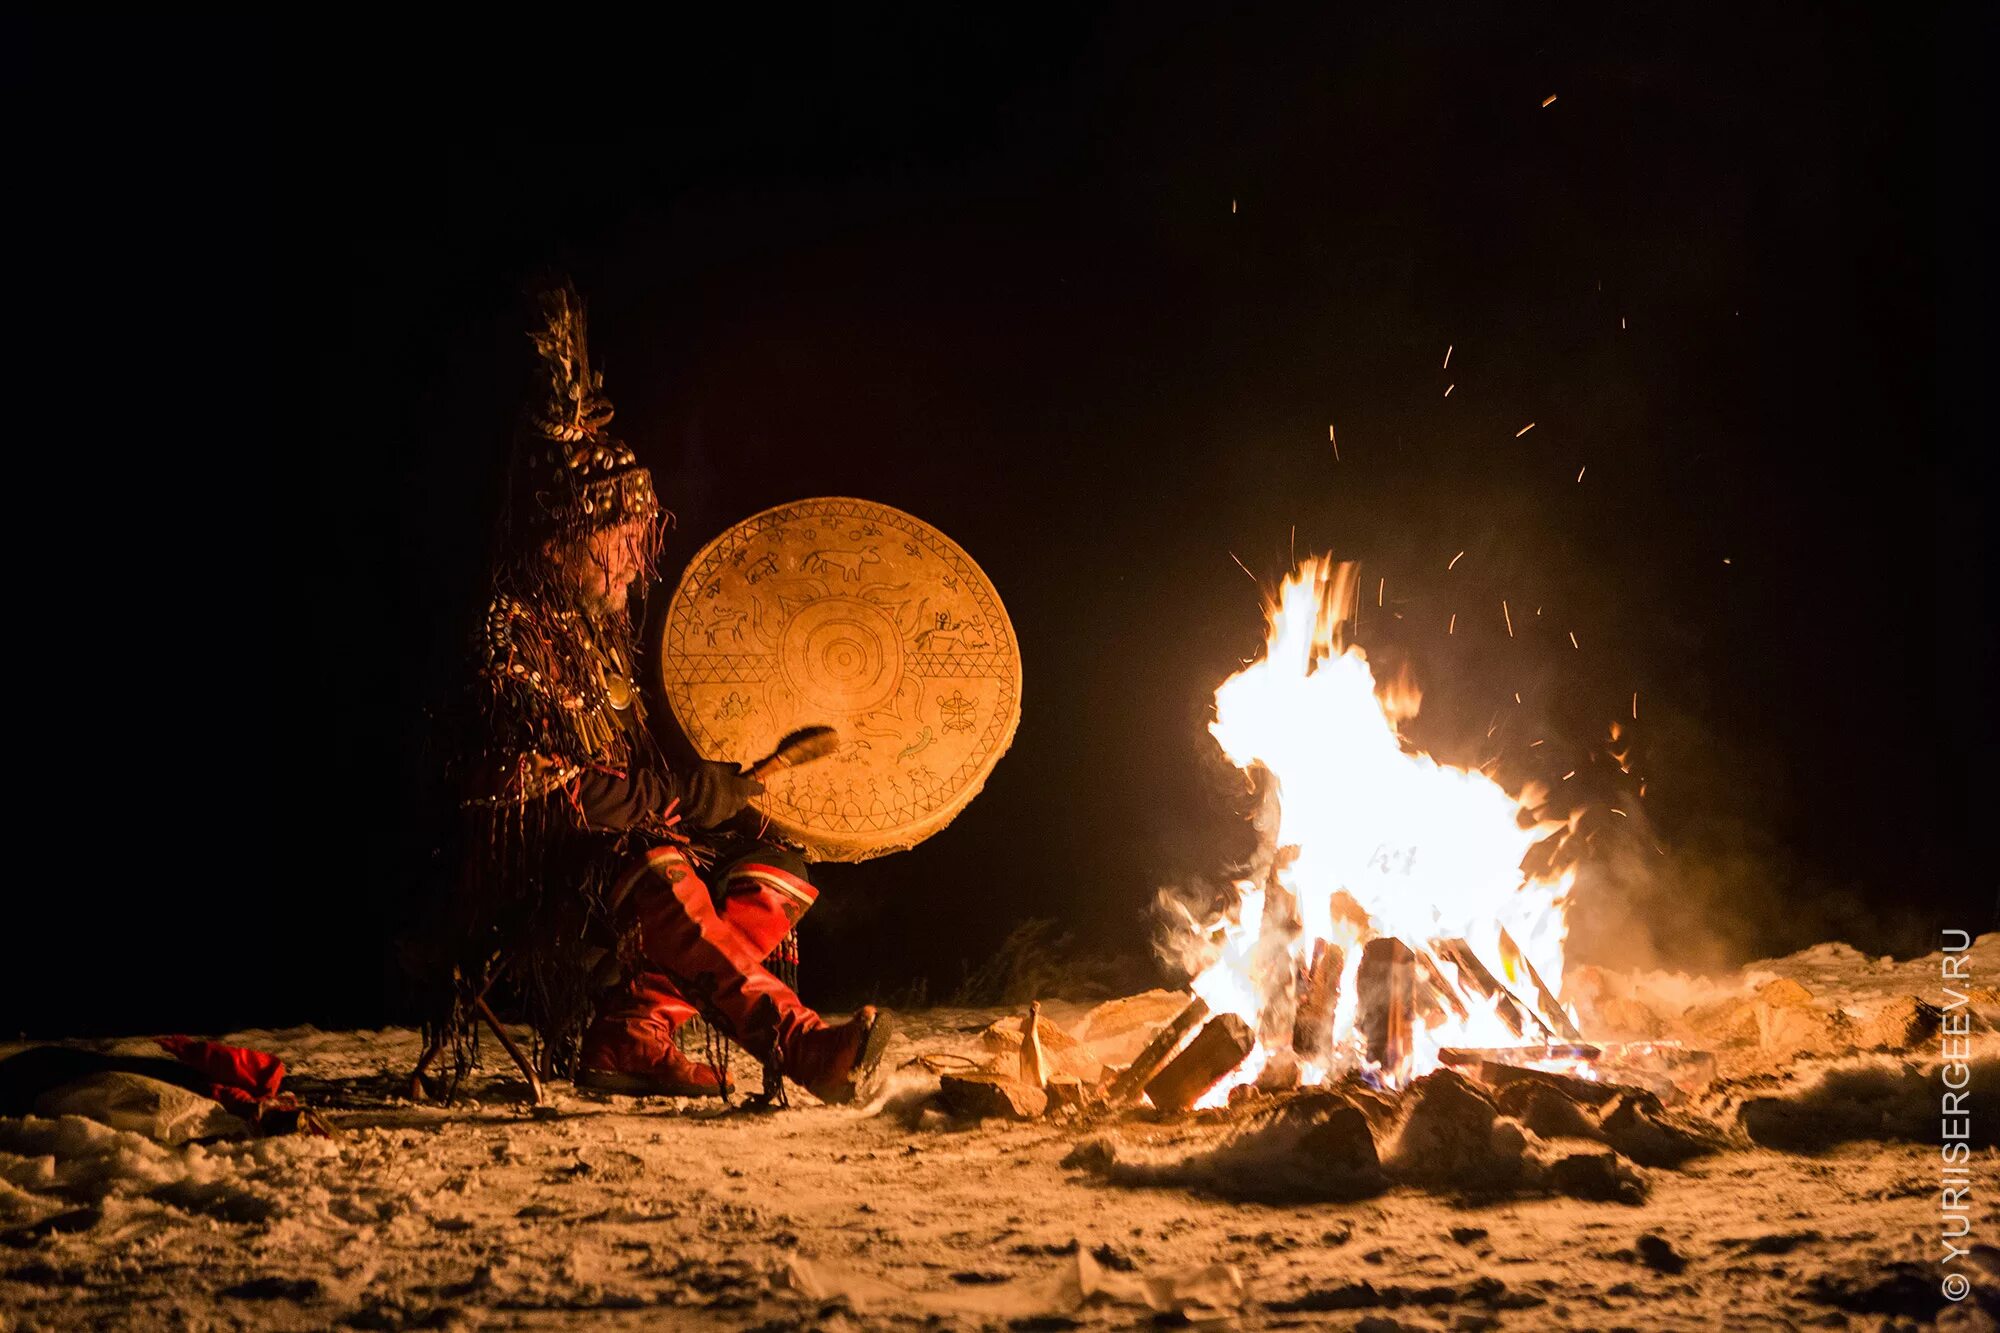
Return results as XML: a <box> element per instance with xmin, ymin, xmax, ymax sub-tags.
<box><xmin>7</xmin><ymin>7</ymin><xmax>1993</xmax><ymax>1037</ymax></box>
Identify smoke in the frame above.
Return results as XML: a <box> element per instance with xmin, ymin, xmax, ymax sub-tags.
<box><xmin>1149</xmin><ymin>882</ymin><xmax>1225</xmax><ymax>987</ymax></box>
<box><xmin>1148</xmin><ymin>755</ymin><xmax>1288</xmax><ymax>979</ymax></box>
<box><xmin>1562</xmin><ymin>699</ymin><xmax>1939</xmax><ymax>975</ymax></box>
<box><xmin>1565</xmin><ymin>810</ymin><xmax>1928</xmax><ymax>975</ymax></box>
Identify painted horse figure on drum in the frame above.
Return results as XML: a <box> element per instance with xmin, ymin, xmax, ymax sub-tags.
<box><xmin>430</xmin><ymin>282</ymin><xmax>892</xmax><ymax>1103</ymax></box>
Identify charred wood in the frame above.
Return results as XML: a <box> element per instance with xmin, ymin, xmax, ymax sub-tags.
<box><xmin>1436</xmin><ymin>1043</ymin><xmax>1601</xmax><ymax>1069</ymax></box>
<box><xmin>1416</xmin><ymin>948</ymin><xmax>1470</xmax><ymax>1024</ymax></box>
<box><xmin>1497</xmin><ymin>928</ymin><xmax>1584</xmax><ymax>1042</ymax></box>
<box><xmin>1429</xmin><ymin>938</ymin><xmax>1536</xmax><ymax>1039</ymax></box>
<box><xmin>1291</xmin><ymin>940</ymin><xmax>1344</xmax><ymax>1060</ymax></box>
<box><xmin>1356</xmin><ymin>938</ymin><xmax>1417</xmax><ymax>1072</ymax></box>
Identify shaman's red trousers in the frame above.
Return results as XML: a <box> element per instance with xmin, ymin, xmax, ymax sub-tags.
<box><xmin>580</xmin><ymin>847</ymin><xmax>820</xmax><ymax>1069</ymax></box>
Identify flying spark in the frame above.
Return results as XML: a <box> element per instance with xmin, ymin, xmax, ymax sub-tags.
<box><xmin>1329</xmin><ymin>424</ymin><xmax>1339</xmax><ymax>460</ymax></box>
<box><xmin>1444</xmin><ymin>383</ymin><xmax>1454</xmax><ymax>397</ymax></box>
<box><xmin>1448</xmin><ymin>550</ymin><xmax>1465</xmax><ymax>570</ymax></box>
<box><xmin>1502</xmin><ymin>601</ymin><xmax>1513</xmax><ymax>637</ymax></box>
<box><xmin>1515</xmin><ymin>422</ymin><xmax>1535</xmax><ymax>437</ymax></box>
<box><xmin>1448</xmin><ymin>613</ymin><xmax>1457</xmax><ymax>635</ymax></box>
<box><xmin>1541</xmin><ymin>94</ymin><xmax>1558</xmax><ymax>107</ymax></box>
<box><xmin>1632</xmin><ymin>692</ymin><xmax>1640</xmax><ymax>720</ymax></box>
<box><xmin>1444</xmin><ymin>344</ymin><xmax>1453</xmax><ymax>369</ymax></box>
<box><xmin>1576</xmin><ymin>466</ymin><xmax>1586</xmax><ymax>483</ymax></box>
<box><xmin>1569</xmin><ymin>631</ymin><xmax>1580</xmax><ymax>649</ymax></box>
<box><xmin>1377</xmin><ymin>578</ymin><xmax>1384</xmax><ymax>607</ymax></box>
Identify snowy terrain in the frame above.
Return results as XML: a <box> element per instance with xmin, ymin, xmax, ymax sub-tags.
<box><xmin>2</xmin><ymin>935</ymin><xmax>1997</xmax><ymax>1330</ymax></box>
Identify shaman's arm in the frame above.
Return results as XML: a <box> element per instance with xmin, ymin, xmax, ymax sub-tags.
<box><xmin>572</xmin><ymin>766</ymin><xmax>682</xmax><ymax>833</ymax></box>
<box><xmin>573</xmin><ymin>762</ymin><xmax>762</xmax><ymax>832</ymax></box>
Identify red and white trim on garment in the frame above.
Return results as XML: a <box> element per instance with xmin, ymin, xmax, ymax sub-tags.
<box><xmin>609</xmin><ymin>844</ymin><xmax>695</xmax><ymax>908</ymax></box>
<box><xmin>723</xmin><ymin>862</ymin><xmax>818</xmax><ymax>925</ymax></box>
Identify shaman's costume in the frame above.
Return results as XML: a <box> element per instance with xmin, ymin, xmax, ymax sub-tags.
<box><xmin>433</xmin><ymin>283</ymin><xmax>889</xmax><ymax>1101</ymax></box>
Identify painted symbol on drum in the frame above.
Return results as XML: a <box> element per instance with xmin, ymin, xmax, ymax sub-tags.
<box><xmin>777</xmin><ymin>598</ymin><xmax>904</xmax><ymax>717</ymax></box>
<box><xmin>939</xmin><ymin>689</ymin><xmax>977</xmax><ymax>733</ymax></box>
<box><xmin>800</xmin><ymin>546</ymin><xmax>882</xmax><ymax>581</ymax></box>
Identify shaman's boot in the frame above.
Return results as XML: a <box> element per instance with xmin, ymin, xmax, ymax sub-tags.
<box><xmin>578</xmin><ymin>970</ymin><xmax>725</xmax><ymax>1097</ymax></box>
<box><xmin>781</xmin><ymin>1005</ymin><xmax>896</xmax><ymax>1105</ymax></box>
<box><xmin>619</xmin><ymin>847</ymin><xmax>894</xmax><ymax>1103</ymax></box>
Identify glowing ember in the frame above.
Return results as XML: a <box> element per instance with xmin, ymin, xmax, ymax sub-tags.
<box><xmin>1176</xmin><ymin>556</ymin><xmax>1578</xmax><ymax>1105</ymax></box>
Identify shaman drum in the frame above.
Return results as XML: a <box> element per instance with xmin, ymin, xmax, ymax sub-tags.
<box><xmin>655</xmin><ymin>497</ymin><xmax>1022</xmax><ymax>861</ymax></box>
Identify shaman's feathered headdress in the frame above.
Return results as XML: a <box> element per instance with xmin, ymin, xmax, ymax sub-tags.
<box><xmin>504</xmin><ymin>281</ymin><xmax>666</xmax><ymax>556</ymax></box>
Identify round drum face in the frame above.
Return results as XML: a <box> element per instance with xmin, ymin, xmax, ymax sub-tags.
<box><xmin>657</xmin><ymin>497</ymin><xmax>1022</xmax><ymax>861</ymax></box>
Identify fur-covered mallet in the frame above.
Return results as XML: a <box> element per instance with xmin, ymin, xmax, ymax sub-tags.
<box><xmin>747</xmin><ymin>726</ymin><xmax>840</xmax><ymax>781</ymax></box>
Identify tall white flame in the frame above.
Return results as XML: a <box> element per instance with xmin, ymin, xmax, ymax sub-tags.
<box><xmin>1184</xmin><ymin>557</ymin><xmax>1575</xmax><ymax>1101</ymax></box>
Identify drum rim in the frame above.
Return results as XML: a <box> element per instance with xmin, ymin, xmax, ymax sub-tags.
<box><xmin>653</xmin><ymin>495</ymin><xmax>1022</xmax><ymax>861</ymax></box>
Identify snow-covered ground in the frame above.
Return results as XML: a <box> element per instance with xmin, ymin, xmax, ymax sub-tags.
<box><xmin>3</xmin><ymin>936</ymin><xmax>1997</xmax><ymax>1330</ymax></box>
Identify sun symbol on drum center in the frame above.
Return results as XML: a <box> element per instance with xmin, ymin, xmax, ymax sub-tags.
<box><xmin>939</xmin><ymin>689</ymin><xmax>977</xmax><ymax>733</ymax></box>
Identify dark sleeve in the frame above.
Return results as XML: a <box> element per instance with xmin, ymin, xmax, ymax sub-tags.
<box><xmin>573</xmin><ymin>766</ymin><xmax>685</xmax><ymax>833</ymax></box>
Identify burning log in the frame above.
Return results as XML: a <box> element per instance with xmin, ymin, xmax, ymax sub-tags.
<box><xmin>1436</xmin><ymin>1043</ymin><xmax>1602</xmax><ymax>1069</ymax></box>
<box><xmin>1415</xmin><ymin>949</ymin><xmax>1470</xmax><ymax>1025</ymax></box>
<box><xmin>1354</xmin><ymin>938</ymin><xmax>1470</xmax><ymax>1070</ymax></box>
<box><xmin>1255</xmin><ymin>1053</ymin><xmax>1303</xmax><ymax>1092</ymax></box>
<box><xmin>1145</xmin><ymin>1013</ymin><xmax>1256</xmax><ymax>1112</ymax></box>
<box><xmin>1468</xmin><ymin>1059</ymin><xmax>1619</xmax><ymax>1108</ymax></box>
<box><xmin>1108</xmin><ymin>996</ymin><xmax>1210</xmax><ymax>1105</ymax></box>
<box><xmin>1290</xmin><ymin>940</ymin><xmax>1343</xmax><ymax>1060</ymax></box>
<box><xmin>1589</xmin><ymin>1041</ymin><xmax>1718</xmax><ymax>1101</ymax></box>
<box><xmin>1497</xmin><ymin>928</ymin><xmax>1584</xmax><ymax>1042</ymax></box>
<box><xmin>1356</xmin><ymin>938</ymin><xmax>1418</xmax><ymax>1071</ymax></box>
<box><xmin>1429</xmin><ymin>938</ymin><xmax>1535</xmax><ymax>1039</ymax></box>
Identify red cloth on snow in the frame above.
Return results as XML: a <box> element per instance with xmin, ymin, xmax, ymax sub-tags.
<box><xmin>155</xmin><ymin>1035</ymin><xmax>289</xmax><ymax>1115</ymax></box>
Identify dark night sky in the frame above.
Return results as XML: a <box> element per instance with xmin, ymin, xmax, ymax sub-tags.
<box><xmin>6</xmin><ymin>7</ymin><xmax>1993</xmax><ymax>1036</ymax></box>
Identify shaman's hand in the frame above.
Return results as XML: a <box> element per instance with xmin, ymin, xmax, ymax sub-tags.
<box><xmin>683</xmin><ymin>761</ymin><xmax>766</xmax><ymax>828</ymax></box>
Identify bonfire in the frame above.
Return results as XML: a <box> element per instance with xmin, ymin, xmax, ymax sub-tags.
<box><xmin>934</xmin><ymin>555</ymin><xmax>1720</xmax><ymax>1156</ymax></box>
<box><xmin>1173</xmin><ymin>554</ymin><xmax>1585</xmax><ymax>1103</ymax></box>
